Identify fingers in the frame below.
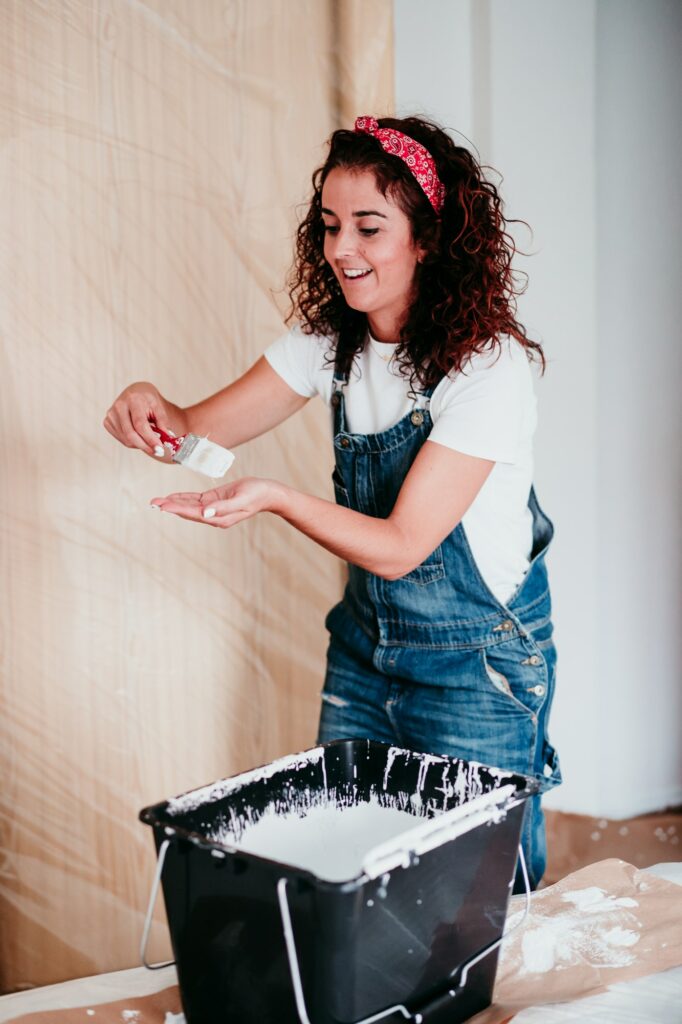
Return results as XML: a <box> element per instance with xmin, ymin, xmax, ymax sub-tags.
<box><xmin>150</xmin><ymin>493</ymin><xmax>202</xmax><ymax>514</ymax></box>
<box><xmin>152</xmin><ymin>505</ymin><xmax>249</xmax><ymax>529</ymax></box>
<box><xmin>149</xmin><ymin>487</ymin><xmax>245</xmax><ymax>528</ymax></box>
<box><xmin>102</xmin><ymin>405</ymin><xmax>158</xmax><ymax>456</ymax></box>
<box><xmin>103</xmin><ymin>385</ymin><xmax>176</xmax><ymax>457</ymax></box>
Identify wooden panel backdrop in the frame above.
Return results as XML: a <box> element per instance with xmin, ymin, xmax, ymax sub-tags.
<box><xmin>0</xmin><ymin>0</ymin><xmax>394</xmax><ymax>991</ymax></box>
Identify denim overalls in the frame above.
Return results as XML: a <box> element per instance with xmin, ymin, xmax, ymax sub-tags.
<box><xmin>317</xmin><ymin>359</ymin><xmax>562</xmax><ymax>889</ymax></box>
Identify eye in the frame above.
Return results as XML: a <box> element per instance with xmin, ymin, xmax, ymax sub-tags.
<box><xmin>360</xmin><ymin>228</ymin><xmax>379</xmax><ymax>236</ymax></box>
<box><xmin>322</xmin><ymin>224</ymin><xmax>338</xmax><ymax>234</ymax></box>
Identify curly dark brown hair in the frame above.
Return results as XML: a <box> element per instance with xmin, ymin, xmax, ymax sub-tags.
<box><xmin>286</xmin><ymin>115</ymin><xmax>544</xmax><ymax>391</ymax></box>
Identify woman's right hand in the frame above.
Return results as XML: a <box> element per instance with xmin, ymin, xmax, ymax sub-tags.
<box><xmin>103</xmin><ymin>382</ymin><xmax>187</xmax><ymax>458</ymax></box>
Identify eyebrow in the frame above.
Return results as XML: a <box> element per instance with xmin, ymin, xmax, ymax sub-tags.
<box><xmin>321</xmin><ymin>207</ymin><xmax>387</xmax><ymax>219</ymax></box>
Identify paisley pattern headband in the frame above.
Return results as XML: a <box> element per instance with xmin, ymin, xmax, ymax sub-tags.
<box><xmin>354</xmin><ymin>115</ymin><xmax>446</xmax><ymax>215</ymax></box>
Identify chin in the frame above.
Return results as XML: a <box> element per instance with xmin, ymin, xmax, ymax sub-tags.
<box><xmin>341</xmin><ymin>295</ymin><xmax>372</xmax><ymax>314</ymax></box>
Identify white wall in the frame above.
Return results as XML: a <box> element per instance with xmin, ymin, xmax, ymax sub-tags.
<box><xmin>394</xmin><ymin>0</ymin><xmax>682</xmax><ymax>817</ymax></box>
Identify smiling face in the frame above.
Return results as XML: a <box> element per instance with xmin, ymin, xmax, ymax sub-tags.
<box><xmin>320</xmin><ymin>167</ymin><xmax>424</xmax><ymax>342</ymax></box>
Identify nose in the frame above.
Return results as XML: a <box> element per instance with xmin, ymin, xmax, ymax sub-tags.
<box><xmin>327</xmin><ymin>223</ymin><xmax>358</xmax><ymax>261</ymax></box>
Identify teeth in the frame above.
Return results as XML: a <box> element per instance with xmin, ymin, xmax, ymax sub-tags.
<box><xmin>343</xmin><ymin>269</ymin><xmax>372</xmax><ymax>279</ymax></box>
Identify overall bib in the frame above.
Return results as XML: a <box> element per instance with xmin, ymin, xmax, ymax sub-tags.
<box><xmin>317</xmin><ymin>361</ymin><xmax>562</xmax><ymax>888</ymax></box>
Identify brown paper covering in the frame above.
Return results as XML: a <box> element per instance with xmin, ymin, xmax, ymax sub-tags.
<box><xmin>0</xmin><ymin>0</ymin><xmax>393</xmax><ymax>994</ymax></box>
<box><xmin>470</xmin><ymin>859</ymin><xmax>682</xmax><ymax>1024</ymax></box>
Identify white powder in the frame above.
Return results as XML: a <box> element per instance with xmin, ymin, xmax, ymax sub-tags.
<box><xmin>601</xmin><ymin>926</ymin><xmax>639</xmax><ymax>947</ymax></box>
<box><xmin>501</xmin><ymin>886</ymin><xmax>641</xmax><ymax>976</ymax></box>
<box><xmin>220</xmin><ymin>796</ymin><xmax>421</xmax><ymax>881</ymax></box>
<box><xmin>561</xmin><ymin>886</ymin><xmax>638</xmax><ymax>914</ymax></box>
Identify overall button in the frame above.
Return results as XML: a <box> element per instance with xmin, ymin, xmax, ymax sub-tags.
<box><xmin>410</xmin><ymin>410</ymin><xmax>424</xmax><ymax>426</ymax></box>
<box><xmin>530</xmin><ymin>684</ymin><xmax>546</xmax><ymax>697</ymax></box>
<box><xmin>339</xmin><ymin>437</ymin><xmax>350</xmax><ymax>448</ymax></box>
<box><xmin>493</xmin><ymin>619</ymin><xmax>514</xmax><ymax>632</ymax></box>
<box><xmin>521</xmin><ymin>654</ymin><xmax>542</xmax><ymax>666</ymax></box>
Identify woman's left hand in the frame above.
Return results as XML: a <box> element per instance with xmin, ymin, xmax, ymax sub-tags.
<box><xmin>150</xmin><ymin>477</ymin><xmax>279</xmax><ymax>528</ymax></box>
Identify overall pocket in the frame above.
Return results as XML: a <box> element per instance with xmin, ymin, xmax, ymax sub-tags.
<box><xmin>481</xmin><ymin>638</ymin><xmax>549</xmax><ymax>718</ymax></box>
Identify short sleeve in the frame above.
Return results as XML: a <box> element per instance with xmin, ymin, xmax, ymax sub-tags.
<box><xmin>428</xmin><ymin>340</ymin><xmax>535</xmax><ymax>464</ymax></box>
<box><xmin>263</xmin><ymin>325</ymin><xmax>334</xmax><ymax>400</ymax></box>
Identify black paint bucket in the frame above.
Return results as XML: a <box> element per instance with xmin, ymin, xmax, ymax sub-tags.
<box><xmin>139</xmin><ymin>739</ymin><xmax>538</xmax><ymax>1024</ymax></box>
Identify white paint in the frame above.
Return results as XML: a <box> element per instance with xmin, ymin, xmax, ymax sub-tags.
<box><xmin>163</xmin><ymin>1014</ymin><xmax>185</xmax><ymax>1024</ymax></box>
<box><xmin>601</xmin><ymin>926</ymin><xmax>639</xmax><ymax>948</ymax></box>
<box><xmin>394</xmin><ymin>0</ymin><xmax>682</xmax><ymax>817</ymax></box>
<box><xmin>560</xmin><ymin>887</ymin><xmax>638</xmax><ymax>914</ymax></box>
<box><xmin>501</xmin><ymin>885</ymin><xmax>641</xmax><ymax>977</ymax></box>
<box><xmin>363</xmin><ymin>785</ymin><xmax>517</xmax><ymax>879</ymax></box>
<box><xmin>186</xmin><ymin>744</ymin><xmax>519</xmax><ymax>881</ymax></box>
<box><xmin>223</xmin><ymin>796</ymin><xmax>421</xmax><ymax>881</ymax></box>
<box><xmin>175</xmin><ymin>434</ymin><xmax>234</xmax><ymax>478</ymax></box>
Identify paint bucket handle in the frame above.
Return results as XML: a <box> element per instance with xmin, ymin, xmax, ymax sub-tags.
<box><xmin>277</xmin><ymin>844</ymin><xmax>531</xmax><ymax>1024</ymax></box>
<box><xmin>277</xmin><ymin>877</ymin><xmax>414</xmax><ymax>1024</ymax></box>
<box><xmin>452</xmin><ymin>842</ymin><xmax>532</xmax><ymax>991</ymax></box>
<box><xmin>140</xmin><ymin>838</ymin><xmax>176</xmax><ymax>971</ymax></box>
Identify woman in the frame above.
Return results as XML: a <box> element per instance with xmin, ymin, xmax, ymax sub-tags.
<box><xmin>104</xmin><ymin>115</ymin><xmax>561</xmax><ymax>888</ymax></box>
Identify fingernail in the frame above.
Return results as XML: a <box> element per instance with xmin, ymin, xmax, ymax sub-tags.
<box><xmin>154</xmin><ymin>445</ymin><xmax>165</xmax><ymax>457</ymax></box>
<box><xmin>150</xmin><ymin>504</ymin><xmax>161</xmax><ymax>511</ymax></box>
<box><xmin>203</xmin><ymin>508</ymin><xmax>216</xmax><ymax>519</ymax></box>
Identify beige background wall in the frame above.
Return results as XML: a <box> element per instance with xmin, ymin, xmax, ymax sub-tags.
<box><xmin>0</xmin><ymin>0</ymin><xmax>394</xmax><ymax>992</ymax></box>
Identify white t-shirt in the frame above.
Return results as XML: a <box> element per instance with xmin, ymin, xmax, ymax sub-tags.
<box><xmin>264</xmin><ymin>325</ymin><xmax>537</xmax><ymax>605</ymax></box>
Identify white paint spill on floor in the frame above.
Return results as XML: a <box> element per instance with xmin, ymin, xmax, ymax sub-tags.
<box><xmin>502</xmin><ymin>885</ymin><xmax>641</xmax><ymax>976</ymax></box>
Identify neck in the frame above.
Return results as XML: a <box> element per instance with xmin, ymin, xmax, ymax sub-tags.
<box><xmin>367</xmin><ymin>314</ymin><xmax>400</xmax><ymax>344</ymax></box>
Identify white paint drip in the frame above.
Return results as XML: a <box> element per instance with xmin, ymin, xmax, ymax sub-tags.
<box><xmin>164</xmin><ymin>1014</ymin><xmax>186</xmax><ymax>1024</ymax></box>
<box><xmin>121</xmin><ymin>1013</ymin><xmax>140</xmax><ymax>1023</ymax></box>
<box><xmin>165</xmin><ymin>743</ymin><xmax>518</xmax><ymax>883</ymax></box>
<box><xmin>382</xmin><ymin>747</ymin><xmax>401</xmax><ymax>790</ymax></box>
<box><xmin>501</xmin><ymin>885</ymin><xmax>641</xmax><ymax>976</ymax></box>
<box><xmin>416</xmin><ymin>754</ymin><xmax>441</xmax><ymax>793</ymax></box>
<box><xmin>166</xmin><ymin>747</ymin><xmax>325</xmax><ymax>815</ymax></box>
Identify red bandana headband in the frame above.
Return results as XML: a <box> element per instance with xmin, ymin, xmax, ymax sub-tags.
<box><xmin>354</xmin><ymin>115</ymin><xmax>446</xmax><ymax>215</ymax></box>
